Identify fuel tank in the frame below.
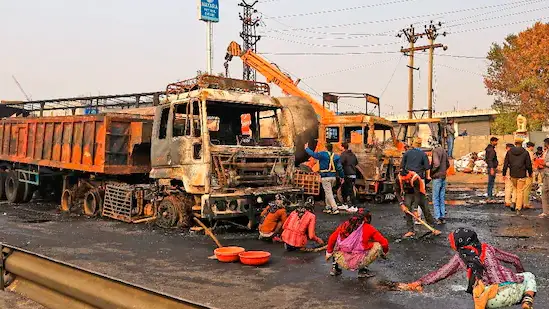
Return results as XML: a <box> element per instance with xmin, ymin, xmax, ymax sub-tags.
<box><xmin>275</xmin><ymin>97</ymin><xmax>319</xmax><ymax>165</ymax></box>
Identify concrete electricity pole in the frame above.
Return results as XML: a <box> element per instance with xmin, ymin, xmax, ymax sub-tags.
<box><xmin>424</xmin><ymin>21</ymin><xmax>447</xmax><ymax>118</ymax></box>
<box><xmin>400</xmin><ymin>22</ymin><xmax>447</xmax><ymax>119</ymax></box>
<box><xmin>398</xmin><ymin>26</ymin><xmax>421</xmax><ymax>119</ymax></box>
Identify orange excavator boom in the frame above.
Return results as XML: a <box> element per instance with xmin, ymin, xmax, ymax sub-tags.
<box><xmin>225</xmin><ymin>41</ymin><xmax>335</xmax><ymax>118</ymax></box>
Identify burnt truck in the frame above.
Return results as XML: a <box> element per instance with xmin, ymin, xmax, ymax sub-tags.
<box><xmin>0</xmin><ymin>76</ymin><xmax>301</xmax><ymax>228</ymax></box>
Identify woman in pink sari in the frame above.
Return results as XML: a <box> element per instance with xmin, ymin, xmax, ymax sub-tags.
<box><xmin>326</xmin><ymin>209</ymin><xmax>389</xmax><ymax>278</ymax></box>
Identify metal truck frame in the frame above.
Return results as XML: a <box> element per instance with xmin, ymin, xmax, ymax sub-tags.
<box><xmin>0</xmin><ymin>75</ymin><xmax>301</xmax><ymax>229</ymax></box>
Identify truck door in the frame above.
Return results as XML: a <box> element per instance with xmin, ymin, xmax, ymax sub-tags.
<box><xmin>171</xmin><ymin>99</ymin><xmax>207</xmax><ymax>187</ymax></box>
<box><xmin>151</xmin><ymin>105</ymin><xmax>171</xmax><ymax>167</ymax></box>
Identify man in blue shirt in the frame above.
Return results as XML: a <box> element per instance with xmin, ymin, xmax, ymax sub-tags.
<box><xmin>305</xmin><ymin>142</ymin><xmax>344</xmax><ymax>215</ymax></box>
<box><xmin>402</xmin><ymin>137</ymin><xmax>430</xmax><ymax>179</ymax></box>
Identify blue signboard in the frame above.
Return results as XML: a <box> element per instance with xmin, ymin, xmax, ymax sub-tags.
<box><xmin>199</xmin><ymin>0</ymin><xmax>219</xmax><ymax>23</ymax></box>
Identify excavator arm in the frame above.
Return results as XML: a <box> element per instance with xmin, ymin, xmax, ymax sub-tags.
<box><xmin>225</xmin><ymin>41</ymin><xmax>334</xmax><ymax>118</ymax></box>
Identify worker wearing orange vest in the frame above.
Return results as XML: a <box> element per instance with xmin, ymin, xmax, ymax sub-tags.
<box><xmin>395</xmin><ymin>169</ymin><xmax>435</xmax><ymax>238</ymax></box>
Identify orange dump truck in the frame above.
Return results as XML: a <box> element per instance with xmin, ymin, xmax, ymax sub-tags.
<box><xmin>0</xmin><ymin>75</ymin><xmax>301</xmax><ymax>228</ymax></box>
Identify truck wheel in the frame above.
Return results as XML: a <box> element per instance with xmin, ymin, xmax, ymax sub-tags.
<box><xmin>21</xmin><ymin>173</ymin><xmax>36</xmax><ymax>203</ymax></box>
<box><xmin>60</xmin><ymin>189</ymin><xmax>72</xmax><ymax>212</ymax></box>
<box><xmin>5</xmin><ymin>171</ymin><xmax>24</xmax><ymax>203</ymax></box>
<box><xmin>156</xmin><ymin>197</ymin><xmax>179</xmax><ymax>228</ymax></box>
<box><xmin>0</xmin><ymin>170</ymin><xmax>6</xmax><ymax>200</ymax></box>
<box><xmin>83</xmin><ymin>190</ymin><xmax>102</xmax><ymax>217</ymax></box>
<box><xmin>374</xmin><ymin>194</ymin><xmax>385</xmax><ymax>204</ymax></box>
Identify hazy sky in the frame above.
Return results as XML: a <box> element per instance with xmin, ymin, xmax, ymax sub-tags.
<box><xmin>1</xmin><ymin>0</ymin><xmax>547</xmax><ymax>116</ymax></box>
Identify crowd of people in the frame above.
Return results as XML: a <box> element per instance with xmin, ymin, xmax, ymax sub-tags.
<box><xmin>486</xmin><ymin>137</ymin><xmax>549</xmax><ymax>217</ymax></box>
<box><xmin>253</xmin><ymin>136</ymin><xmax>543</xmax><ymax>309</ymax></box>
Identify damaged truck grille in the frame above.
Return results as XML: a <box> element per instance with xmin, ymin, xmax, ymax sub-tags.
<box><xmin>211</xmin><ymin>151</ymin><xmax>294</xmax><ymax>188</ymax></box>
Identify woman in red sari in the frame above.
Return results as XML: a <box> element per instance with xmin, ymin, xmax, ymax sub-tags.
<box><xmin>326</xmin><ymin>209</ymin><xmax>389</xmax><ymax>278</ymax></box>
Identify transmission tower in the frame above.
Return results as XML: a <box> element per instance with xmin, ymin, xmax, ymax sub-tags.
<box><xmin>239</xmin><ymin>0</ymin><xmax>261</xmax><ymax>81</ymax></box>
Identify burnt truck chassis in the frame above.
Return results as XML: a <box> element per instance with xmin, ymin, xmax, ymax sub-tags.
<box><xmin>0</xmin><ymin>76</ymin><xmax>304</xmax><ymax>230</ymax></box>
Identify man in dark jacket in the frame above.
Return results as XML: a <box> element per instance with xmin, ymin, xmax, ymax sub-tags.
<box><xmin>485</xmin><ymin>137</ymin><xmax>499</xmax><ymax>200</ymax></box>
<box><xmin>430</xmin><ymin>144</ymin><xmax>450</xmax><ymax>224</ymax></box>
<box><xmin>502</xmin><ymin>139</ymin><xmax>533</xmax><ymax>215</ymax></box>
<box><xmin>340</xmin><ymin>142</ymin><xmax>359</xmax><ymax>208</ymax></box>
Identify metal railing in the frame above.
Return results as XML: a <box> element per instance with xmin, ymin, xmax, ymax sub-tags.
<box><xmin>0</xmin><ymin>244</ymin><xmax>212</xmax><ymax>309</ymax></box>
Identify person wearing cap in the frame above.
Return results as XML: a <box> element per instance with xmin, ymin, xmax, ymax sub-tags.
<box><xmin>258</xmin><ymin>194</ymin><xmax>287</xmax><ymax>242</ymax></box>
<box><xmin>485</xmin><ymin>137</ymin><xmax>499</xmax><ymax>201</ymax></box>
<box><xmin>503</xmin><ymin>143</ymin><xmax>516</xmax><ymax>208</ymax></box>
<box><xmin>305</xmin><ymin>142</ymin><xmax>344</xmax><ymax>215</ymax></box>
<box><xmin>523</xmin><ymin>142</ymin><xmax>536</xmax><ymax>209</ymax></box>
<box><xmin>503</xmin><ymin>139</ymin><xmax>533</xmax><ymax>215</ymax></box>
<box><xmin>394</xmin><ymin>168</ymin><xmax>435</xmax><ymax>238</ymax></box>
<box><xmin>401</xmin><ymin>137</ymin><xmax>430</xmax><ymax>180</ymax></box>
<box><xmin>539</xmin><ymin>138</ymin><xmax>549</xmax><ymax>218</ymax></box>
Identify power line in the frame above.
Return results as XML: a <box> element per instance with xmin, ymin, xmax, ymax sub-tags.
<box><xmin>268</xmin><ymin>0</ymin><xmax>418</xmax><ymax>19</ymax></box>
<box><xmin>446</xmin><ymin>6</ymin><xmax>549</xmax><ymax>29</ymax></box>
<box><xmin>380</xmin><ymin>56</ymin><xmax>403</xmax><ymax>99</ymax></box>
<box><xmin>262</xmin><ymin>36</ymin><xmax>402</xmax><ymax>48</ymax></box>
<box><xmin>263</xmin><ymin>0</ymin><xmax>543</xmax><ymax>32</ymax></box>
<box><xmin>259</xmin><ymin>52</ymin><xmax>485</xmax><ymax>59</ymax></box>
<box><xmin>436</xmin><ymin>63</ymin><xmax>484</xmax><ymax>76</ymax></box>
<box><xmin>449</xmin><ymin>16</ymin><xmax>548</xmax><ymax>34</ymax></box>
<box><xmin>304</xmin><ymin>57</ymin><xmax>400</xmax><ymax>79</ymax></box>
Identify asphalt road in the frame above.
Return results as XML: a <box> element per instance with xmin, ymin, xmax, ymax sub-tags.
<box><xmin>0</xmin><ymin>186</ymin><xmax>548</xmax><ymax>309</ymax></box>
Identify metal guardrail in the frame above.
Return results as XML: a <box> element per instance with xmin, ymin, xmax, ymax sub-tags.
<box><xmin>0</xmin><ymin>244</ymin><xmax>212</xmax><ymax>309</ymax></box>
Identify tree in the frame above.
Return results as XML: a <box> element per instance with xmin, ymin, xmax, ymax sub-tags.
<box><xmin>484</xmin><ymin>22</ymin><xmax>549</xmax><ymax>124</ymax></box>
<box><xmin>490</xmin><ymin>100</ymin><xmax>544</xmax><ymax>135</ymax></box>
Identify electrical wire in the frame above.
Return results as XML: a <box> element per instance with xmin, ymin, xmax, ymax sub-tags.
<box><xmin>435</xmin><ymin>63</ymin><xmax>484</xmax><ymax>76</ymax></box>
<box><xmin>267</xmin><ymin>0</ymin><xmax>418</xmax><ymax>19</ymax></box>
<box><xmin>446</xmin><ymin>6</ymin><xmax>549</xmax><ymax>29</ymax></box>
<box><xmin>449</xmin><ymin>16</ymin><xmax>548</xmax><ymax>34</ymax></box>
<box><xmin>263</xmin><ymin>0</ymin><xmax>543</xmax><ymax>32</ymax></box>
<box><xmin>262</xmin><ymin>36</ymin><xmax>402</xmax><ymax>48</ymax></box>
<box><xmin>304</xmin><ymin>57</ymin><xmax>400</xmax><ymax>79</ymax></box>
<box><xmin>380</xmin><ymin>56</ymin><xmax>403</xmax><ymax>99</ymax></box>
<box><xmin>259</xmin><ymin>52</ymin><xmax>485</xmax><ymax>59</ymax></box>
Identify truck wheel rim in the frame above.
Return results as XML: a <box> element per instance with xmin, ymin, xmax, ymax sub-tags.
<box><xmin>83</xmin><ymin>191</ymin><xmax>98</xmax><ymax>216</ymax></box>
<box><xmin>61</xmin><ymin>190</ymin><xmax>72</xmax><ymax>212</ymax></box>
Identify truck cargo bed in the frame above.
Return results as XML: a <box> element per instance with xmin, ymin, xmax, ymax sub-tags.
<box><xmin>0</xmin><ymin>114</ymin><xmax>152</xmax><ymax>175</ymax></box>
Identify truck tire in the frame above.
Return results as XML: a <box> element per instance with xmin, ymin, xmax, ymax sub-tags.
<box><xmin>83</xmin><ymin>190</ymin><xmax>102</xmax><ymax>217</ymax></box>
<box><xmin>5</xmin><ymin>171</ymin><xmax>24</xmax><ymax>203</ymax></box>
<box><xmin>0</xmin><ymin>171</ymin><xmax>6</xmax><ymax>200</ymax></box>
<box><xmin>21</xmin><ymin>173</ymin><xmax>36</xmax><ymax>203</ymax></box>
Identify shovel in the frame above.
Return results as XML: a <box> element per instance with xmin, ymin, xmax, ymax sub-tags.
<box><xmin>192</xmin><ymin>217</ymin><xmax>224</xmax><ymax>260</ymax></box>
<box><xmin>403</xmin><ymin>209</ymin><xmax>441</xmax><ymax>237</ymax></box>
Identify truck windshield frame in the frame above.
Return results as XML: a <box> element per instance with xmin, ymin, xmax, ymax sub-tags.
<box><xmin>205</xmin><ymin>100</ymin><xmax>283</xmax><ymax>147</ymax></box>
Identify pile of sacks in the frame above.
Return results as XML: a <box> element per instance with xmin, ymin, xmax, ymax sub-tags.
<box><xmin>454</xmin><ymin>151</ymin><xmax>488</xmax><ymax>174</ymax></box>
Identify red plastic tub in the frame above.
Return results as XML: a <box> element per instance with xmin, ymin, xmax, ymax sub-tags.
<box><xmin>214</xmin><ymin>246</ymin><xmax>245</xmax><ymax>263</ymax></box>
<box><xmin>239</xmin><ymin>251</ymin><xmax>271</xmax><ymax>266</ymax></box>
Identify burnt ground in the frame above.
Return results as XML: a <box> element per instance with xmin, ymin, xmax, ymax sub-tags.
<box><xmin>0</xmin><ymin>180</ymin><xmax>548</xmax><ymax>309</ymax></box>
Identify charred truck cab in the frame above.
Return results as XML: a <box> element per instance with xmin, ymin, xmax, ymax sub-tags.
<box><xmin>151</xmin><ymin>76</ymin><xmax>300</xmax><ymax>228</ymax></box>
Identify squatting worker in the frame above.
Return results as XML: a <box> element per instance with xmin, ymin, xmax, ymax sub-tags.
<box><xmin>503</xmin><ymin>143</ymin><xmax>515</xmax><ymax>208</ymax></box>
<box><xmin>539</xmin><ymin>138</ymin><xmax>549</xmax><ymax>219</ymax></box>
<box><xmin>326</xmin><ymin>209</ymin><xmax>389</xmax><ymax>278</ymax></box>
<box><xmin>523</xmin><ymin>142</ymin><xmax>536</xmax><ymax>209</ymax></box>
<box><xmin>258</xmin><ymin>194</ymin><xmax>287</xmax><ymax>243</ymax></box>
<box><xmin>394</xmin><ymin>168</ymin><xmax>435</xmax><ymax>238</ymax></box>
<box><xmin>305</xmin><ymin>142</ymin><xmax>344</xmax><ymax>215</ymax></box>
<box><xmin>340</xmin><ymin>141</ymin><xmax>359</xmax><ymax>208</ymax></box>
<box><xmin>399</xmin><ymin>228</ymin><xmax>537</xmax><ymax>309</ymax></box>
<box><xmin>502</xmin><ymin>139</ymin><xmax>533</xmax><ymax>216</ymax></box>
<box><xmin>485</xmin><ymin>137</ymin><xmax>499</xmax><ymax>201</ymax></box>
<box><xmin>281</xmin><ymin>203</ymin><xmax>324</xmax><ymax>251</ymax></box>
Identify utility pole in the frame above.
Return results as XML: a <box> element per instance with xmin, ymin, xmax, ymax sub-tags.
<box><xmin>425</xmin><ymin>21</ymin><xmax>447</xmax><ymax>118</ymax></box>
<box><xmin>239</xmin><ymin>1</ymin><xmax>261</xmax><ymax>81</ymax></box>
<box><xmin>398</xmin><ymin>25</ymin><xmax>421</xmax><ymax>119</ymax></box>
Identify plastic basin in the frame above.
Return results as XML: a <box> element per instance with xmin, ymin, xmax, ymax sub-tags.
<box><xmin>239</xmin><ymin>251</ymin><xmax>271</xmax><ymax>266</ymax></box>
<box><xmin>214</xmin><ymin>246</ymin><xmax>245</xmax><ymax>263</ymax></box>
